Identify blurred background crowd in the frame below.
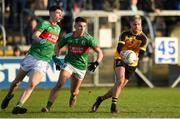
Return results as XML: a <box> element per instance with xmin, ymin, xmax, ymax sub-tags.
<box><xmin>0</xmin><ymin>0</ymin><xmax>179</xmax><ymax>87</ymax></box>
<box><xmin>0</xmin><ymin>0</ymin><xmax>180</xmax><ymax>55</ymax></box>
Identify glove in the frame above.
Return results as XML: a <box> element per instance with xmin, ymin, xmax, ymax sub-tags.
<box><xmin>52</xmin><ymin>55</ymin><xmax>63</xmax><ymax>70</ymax></box>
<box><xmin>39</xmin><ymin>39</ymin><xmax>47</xmax><ymax>44</ymax></box>
<box><xmin>88</xmin><ymin>61</ymin><xmax>99</xmax><ymax>72</ymax></box>
<box><xmin>55</xmin><ymin>65</ymin><xmax>61</xmax><ymax>70</ymax></box>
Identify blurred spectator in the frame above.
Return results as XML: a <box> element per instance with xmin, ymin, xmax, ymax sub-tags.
<box><xmin>163</xmin><ymin>0</ymin><xmax>180</xmax><ymax>35</ymax></box>
<box><xmin>92</xmin><ymin>0</ymin><xmax>103</xmax><ymax>10</ymax></box>
<box><xmin>24</xmin><ymin>18</ymin><xmax>38</xmax><ymax>45</ymax></box>
<box><xmin>177</xmin><ymin>0</ymin><xmax>180</xmax><ymax>10</ymax></box>
<box><xmin>77</xmin><ymin>0</ymin><xmax>91</xmax><ymax>11</ymax></box>
<box><xmin>71</xmin><ymin>0</ymin><xmax>87</xmax><ymax>13</ymax></box>
<box><xmin>164</xmin><ymin>0</ymin><xmax>179</xmax><ymax>10</ymax></box>
<box><xmin>4</xmin><ymin>0</ymin><xmax>10</xmax><ymax>12</ymax></box>
<box><xmin>84</xmin><ymin>0</ymin><xmax>92</xmax><ymax>10</ymax></box>
<box><xmin>121</xmin><ymin>0</ymin><xmax>139</xmax><ymax>11</ymax></box>
<box><xmin>13</xmin><ymin>46</ymin><xmax>22</xmax><ymax>56</ymax></box>
<box><xmin>137</xmin><ymin>0</ymin><xmax>166</xmax><ymax>36</ymax></box>
<box><xmin>137</xmin><ymin>0</ymin><xmax>163</xmax><ymax>14</ymax></box>
<box><xmin>129</xmin><ymin>0</ymin><xmax>138</xmax><ymax>12</ymax></box>
<box><xmin>103</xmin><ymin>0</ymin><xmax>120</xmax><ymax>11</ymax></box>
<box><xmin>119</xmin><ymin>0</ymin><xmax>129</xmax><ymax>10</ymax></box>
<box><xmin>9</xmin><ymin>0</ymin><xmax>27</xmax><ymax>30</ymax></box>
<box><xmin>73</xmin><ymin>1</ymin><xmax>80</xmax><ymax>13</ymax></box>
<box><xmin>48</xmin><ymin>0</ymin><xmax>67</xmax><ymax>12</ymax></box>
<box><xmin>153</xmin><ymin>17</ymin><xmax>166</xmax><ymax>36</ymax></box>
<box><xmin>34</xmin><ymin>0</ymin><xmax>48</xmax><ymax>10</ymax></box>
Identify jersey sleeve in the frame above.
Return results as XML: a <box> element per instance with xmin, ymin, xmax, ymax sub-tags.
<box><xmin>57</xmin><ymin>36</ymin><xmax>67</xmax><ymax>48</ymax></box>
<box><xmin>118</xmin><ymin>32</ymin><xmax>126</xmax><ymax>45</ymax></box>
<box><xmin>140</xmin><ymin>34</ymin><xmax>148</xmax><ymax>51</ymax></box>
<box><xmin>89</xmin><ymin>37</ymin><xmax>97</xmax><ymax>48</ymax></box>
<box><xmin>35</xmin><ymin>20</ymin><xmax>48</xmax><ymax>32</ymax></box>
<box><xmin>85</xmin><ymin>32</ymin><xmax>97</xmax><ymax>48</ymax></box>
<box><xmin>58</xmin><ymin>33</ymin><xmax>74</xmax><ymax>48</ymax></box>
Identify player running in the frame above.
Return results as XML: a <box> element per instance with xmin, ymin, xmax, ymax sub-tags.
<box><xmin>1</xmin><ymin>5</ymin><xmax>63</xmax><ymax>114</ymax></box>
<box><xmin>91</xmin><ymin>15</ymin><xmax>148</xmax><ymax>113</ymax></box>
<box><xmin>41</xmin><ymin>17</ymin><xmax>103</xmax><ymax>112</ymax></box>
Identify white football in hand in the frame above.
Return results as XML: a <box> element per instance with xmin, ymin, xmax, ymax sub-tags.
<box><xmin>123</xmin><ymin>50</ymin><xmax>137</xmax><ymax>64</ymax></box>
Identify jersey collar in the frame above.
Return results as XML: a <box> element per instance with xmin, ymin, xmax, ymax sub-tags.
<box><xmin>73</xmin><ymin>31</ymin><xmax>84</xmax><ymax>38</ymax></box>
<box><xmin>48</xmin><ymin>19</ymin><xmax>58</xmax><ymax>26</ymax></box>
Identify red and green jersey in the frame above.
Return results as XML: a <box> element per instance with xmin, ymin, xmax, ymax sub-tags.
<box><xmin>29</xmin><ymin>20</ymin><xmax>61</xmax><ymax>62</ymax></box>
<box><xmin>58</xmin><ymin>32</ymin><xmax>98</xmax><ymax>70</ymax></box>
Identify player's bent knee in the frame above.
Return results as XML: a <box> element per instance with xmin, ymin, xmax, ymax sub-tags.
<box><xmin>115</xmin><ymin>80</ymin><xmax>124</xmax><ymax>88</ymax></box>
<box><xmin>28</xmin><ymin>83</ymin><xmax>37</xmax><ymax>89</ymax></box>
<box><xmin>58</xmin><ymin>83</ymin><xmax>64</xmax><ymax>88</ymax></box>
<box><xmin>11</xmin><ymin>80</ymin><xmax>20</xmax><ymax>87</ymax></box>
<box><xmin>54</xmin><ymin>84</ymin><xmax>63</xmax><ymax>91</ymax></box>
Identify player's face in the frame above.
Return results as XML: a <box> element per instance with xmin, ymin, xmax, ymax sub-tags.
<box><xmin>74</xmin><ymin>22</ymin><xmax>87</xmax><ymax>36</ymax></box>
<box><xmin>130</xmin><ymin>20</ymin><xmax>142</xmax><ymax>34</ymax></box>
<box><xmin>50</xmin><ymin>9</ymin><xmax>63</xmax><ymax>23</ymax></box>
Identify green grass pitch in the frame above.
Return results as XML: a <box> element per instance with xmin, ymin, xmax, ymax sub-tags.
<box><xmin>0</xmin><ymin>87</ymin><xmax>180</xmax><ymax>118</ymax></box>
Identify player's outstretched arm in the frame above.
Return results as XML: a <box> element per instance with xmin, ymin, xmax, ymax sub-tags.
<box><xmin>88</xmin><ymin>46</ymin><xmax>103</xmax><ymax>72</ymax></box>
<box><xmin>94</xmin><ymin>46</ymin><xmax>103</xmax><ymax>63</ymax></box>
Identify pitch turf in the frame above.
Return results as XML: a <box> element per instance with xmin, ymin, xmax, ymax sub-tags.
<box><xmin>0</xmin><ymin>87</ymin><xmax>180</xmax><ymax>118</ymax></box>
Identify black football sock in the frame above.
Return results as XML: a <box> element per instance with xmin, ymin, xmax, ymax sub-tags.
<box><xmin>7</xmin><ymin>93</ymin><xmax>14</xmax><ymax>98</ymax></box>
<box><xmin>112</xmin><ymin>97</ymin><xmax>118</xmax><ymax>104</ymax></box>
<box><xmin>46</xmin><ymin>101</ymin><xmax>53</xmax><ymax>110</ymax></box>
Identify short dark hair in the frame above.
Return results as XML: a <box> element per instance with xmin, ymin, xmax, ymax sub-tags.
<box><xmin>49</xmin><ymin>5</ymin><xmax>63</xmax><ymax>12</ymax></box>
<box><xmin>75</xmin><ymin>17</ymin><xmax>87</xmax><ymax>23</ymax></box>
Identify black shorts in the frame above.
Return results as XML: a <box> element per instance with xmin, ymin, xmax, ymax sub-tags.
<box><xmin>114</xmin><ymin>59</ymin><xmax>137</xmax><ymax>79</ymax></box>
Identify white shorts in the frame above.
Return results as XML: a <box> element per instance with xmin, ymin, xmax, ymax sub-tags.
<box><xmin>63</xmin><ymin>63</ymin><xmax>86</xmax><ymax>80</ymax></box>
<box><xmin>20</xmin><ymin>54</ymin><xmax>49</xmax><ymax>73</ymax></box>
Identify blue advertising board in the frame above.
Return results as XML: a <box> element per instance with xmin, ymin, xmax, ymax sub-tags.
<box><xmin>0</xmin><ymin>57</ymin><xmax>70</xmax><ymax>89</ymax></box>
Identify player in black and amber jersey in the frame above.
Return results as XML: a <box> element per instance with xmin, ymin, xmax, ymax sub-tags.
<box><xmin>114</xmin><ymin>28</ymin><xmax>148</xmax><ymax>67</ymax></box>
<box><xmin>91</xmin><ymin>15</ymin><xmax>148</xmax><ymax>113</ymax></box>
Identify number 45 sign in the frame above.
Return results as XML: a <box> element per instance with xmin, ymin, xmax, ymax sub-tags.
<box><xmin>155</xmin><ymin>37</ymin><xmax>178</xmax><ymax>64</ymax></box>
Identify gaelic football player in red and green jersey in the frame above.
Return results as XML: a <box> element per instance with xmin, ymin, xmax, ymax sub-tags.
<box><xmin>41</xmin><ymin>17</ymin><xmax>103</xmax><ymax>112</ymax></box>
<box><xmin>91</xmin><ymin>15</ymin><xmax>148</xmax><ymax>114</ymax></box>
<box><xmin>1</xmin><ymin>5</ymin><xmax>63</xmax><ymax>114</ymax></box>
